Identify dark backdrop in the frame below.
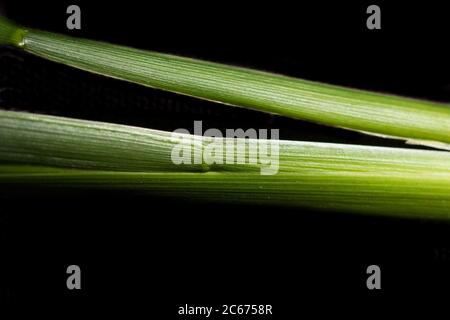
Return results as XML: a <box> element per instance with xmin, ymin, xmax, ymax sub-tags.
<box><xmin>0</xmin><ymin>0</ymin><xmax>449</xmax><ymax>314</ymax></box>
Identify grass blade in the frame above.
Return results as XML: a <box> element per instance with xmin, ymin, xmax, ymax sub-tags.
<box><xmin>1</xmin><ymin>17</ymin><xmax>450</xmax><ymax>148</ymax></box>
<box><xmin>1</xmin><ymin>110</ymin><xmax>450</xmax><ymax>218</ymax></box>
<box><xmin>2</xmin><ymin>164</ymin><xmax>450</xmax><ymax>218</ymax></box>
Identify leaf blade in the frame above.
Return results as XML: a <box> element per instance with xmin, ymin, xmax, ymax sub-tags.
<box><xmin>1</xmin><ymin>110</ymin><xmax>450</xmax><ymax>218</ymax></box>
<box><xmin>2</xmin><ymin>16</ymin><xmax>449</xmax><ymax>147</ymax></box>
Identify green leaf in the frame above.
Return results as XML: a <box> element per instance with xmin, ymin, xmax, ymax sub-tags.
<box><xmin>1</xmin><ymin>110</ymin><xmax>450</xmax><ymax>218</ymax></box>
<box><xmin>1</xmin><ymin>16</ymin><xmax>449</xmax><ymax>148</ymax></box>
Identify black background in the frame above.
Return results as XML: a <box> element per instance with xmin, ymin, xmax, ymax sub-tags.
<box><xmin>0</xmin><ymin>0</ymin><xmax>449</xmax><ymax>314</ymax></box>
